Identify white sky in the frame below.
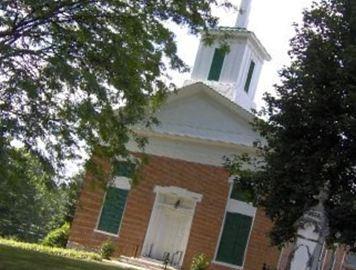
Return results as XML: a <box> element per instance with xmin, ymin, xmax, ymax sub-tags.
<box><xmin>169</xmin><ymin>0</ymin><xmax>314</xmax><ymax>108</ymax></box>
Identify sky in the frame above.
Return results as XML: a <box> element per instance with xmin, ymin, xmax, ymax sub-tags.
<box><xmin>169</xmin><ymin>0</ymin><xmax>314</xmax><ymax>108</ymax></box>
<box><xmin>64</xmin><ymin>0</ymin><xmax>316</xmax><ymax>178</ymax></box>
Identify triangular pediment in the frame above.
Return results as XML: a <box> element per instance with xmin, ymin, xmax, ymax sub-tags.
<box><xmin>147</xmin><ymin>83</ymin><xmax>261</xmax><ymax>147</ymax></box>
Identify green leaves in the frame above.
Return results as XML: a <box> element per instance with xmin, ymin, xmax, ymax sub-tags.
<box><xmin>0</xmin><ymin>148</ymin><xmax>79</xmax><ymax>242</ymax></box>
<box><xmin>0</xmin><ymin>0</ymin><xmax>227</xmax><ymax>178</ymax></box>
<box><xmin>227</xmin><ymin>0</ymin><xmax>356</xmax><ymax>248</ymax></box>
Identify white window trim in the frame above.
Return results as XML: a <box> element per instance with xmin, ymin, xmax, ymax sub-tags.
<box><xmin>112</xmin><ymin>176</ymin><xmax>131</xmax><ymax>190</ymax></box>
<box><xmin>212</xmin><ymin>260</ymin><xmax>243</xmax><ymax>269</ymax></box>
<box><xmin>94</xmin><ymin>229</ymin><xmax>119</xmax><ymax>238</ymax></box>
<box><xmin>213</xmin><ymin>181</ymin><xmax>257</xmax><ymax>268</ymax></box>
<box><xmin>228</xmin><ymin>175</ymin><xmax>236</xmax><ymax>183</ymax></box>
<box><xmin>94</xmin><ymin>177</ymin><xmax>131</xmax><ymax>237</ymax></box>
<box><xmin>227</xmin><ymin>199</ymin><xmax>256</xmax><ymax>216</ymax></box>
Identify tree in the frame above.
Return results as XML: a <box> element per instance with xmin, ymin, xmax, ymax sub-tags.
<box><xmin>0</xmin><ymin>148</ymin><xmax>80</xmax><ymax>242</ymax></box>
<box><xmin>225</xmin><ymin>0</ymin><xmax>356</xmax><ymax>250</ymax></box>
<box><xmin>0</xmin><ymin>0</ymin><xmax>231</xmax><ymax>179</ymax></box>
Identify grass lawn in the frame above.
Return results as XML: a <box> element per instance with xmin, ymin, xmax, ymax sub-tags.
<box><xmin>0</xmin><ymin>244</ymin><xmax>125</xmax><ymax>270</ymax></box>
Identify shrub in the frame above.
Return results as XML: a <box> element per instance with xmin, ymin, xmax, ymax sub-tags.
<box><xmin>100</xmin><ymin>240</ymin><xmax>115</xmax><ymax>260</ymax></box>
<box><xmin>0</xmin><ymin>238</ymin><xmax>101</xmax><ymax>261</ymax></box>
<box><xmin>42</xmin><ymin>222</ymin><xmax>70</xmax><ymax>248</ymax></box>
<box><xmin>191</xmin><ymin>253</ymin><xmax>210</xmax><ymax>270</ymax></box>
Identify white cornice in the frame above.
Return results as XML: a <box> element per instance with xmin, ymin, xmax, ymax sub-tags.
<box><xmin>127</xmin><ymin>134</ymin><xmax>256</xmax><ymax>167</ymax></box>
<box><xmin>207</xmin><ymin>29</ymin><xmax>271</xmax><ymax>61</ymax></box>
<box><xmin>133</xmin><ymin>128</ymin><xmax>256</xmax><ymax>151</ymax></box>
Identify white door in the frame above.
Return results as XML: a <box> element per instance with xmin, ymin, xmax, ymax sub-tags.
<box><xmin>151</xmin><ymin>206</ymin><xmax>191</xmax><ymax>262</ymax></box>
<box><xmin>143</xmin><ymin>193</ymin><xmax>196</xmax><ymax>266</ymax></box>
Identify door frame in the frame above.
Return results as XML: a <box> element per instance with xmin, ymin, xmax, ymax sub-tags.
<box><xmin>141</xmin><ymin>186</ymin><xmax>202</xmax><ymax>267</ymax></box>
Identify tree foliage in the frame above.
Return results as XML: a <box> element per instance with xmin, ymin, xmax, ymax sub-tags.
<box><xmin>226</xmin><ymin>0</ymin><xmax>356</xmax><ymax>248</ymax></box>
<box><xmin>0</xmin><ymin>149</ymin><xmax>80</xmax><ymax>242</ymax></box>
<box><xmin>0</xmin><ymin>0</ymin><xmax>231</xmax><ymax>178</ymax></box>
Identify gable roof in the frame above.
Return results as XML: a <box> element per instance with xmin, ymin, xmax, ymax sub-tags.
<box><xmin>166</xmin><ymin>82</ymin><xmax>255</xmax><ymax>123</ymax></box>
<box><xmin>133</xmin><ymin>82</ymin><xmax>261</xmax><ymax>148</ymax></box>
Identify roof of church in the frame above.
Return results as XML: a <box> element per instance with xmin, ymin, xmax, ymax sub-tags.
<box><xmin>170</xmin><ymin>81</ymin><xmax>255</xmax><ymax>121</ymax></box>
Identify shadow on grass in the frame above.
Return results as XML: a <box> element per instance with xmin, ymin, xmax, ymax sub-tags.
<box><xmin>0</xmin><ymin>244</ymin><xmax>124</xmax><ymax>270</ymax></box>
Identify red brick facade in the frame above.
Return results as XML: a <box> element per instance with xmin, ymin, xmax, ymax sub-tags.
<box><xmin>69</xmin><ymin>154</ymin><xmax>281</xmax><ymax>270</ymax></box>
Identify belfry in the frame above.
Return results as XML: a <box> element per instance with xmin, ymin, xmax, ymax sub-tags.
<box><xmin>186</xmin><ymin>0</ymin><xmax>270</xmax><ymax>111</ymax></box>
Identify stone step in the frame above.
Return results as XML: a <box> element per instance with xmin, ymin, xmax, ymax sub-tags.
<box><xmin>118</xmin><ymin>256</ymin><xmax>177</xmax><ymax>270</ymax></box>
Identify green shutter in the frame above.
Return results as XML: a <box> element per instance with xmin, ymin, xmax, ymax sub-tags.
<box><xmin>208</xmin><ymin>48</ymin><xmax>225</xmax><ymax>81</ymax></box>
<box><xmin>216</xmin><ymin>212</ymin><xmax>253</xmax><ymax>266</ymax></box>
<box><xmin>113</xmin><ymin>160</ymin><xmax>135</xmax><ymax>178</ymax></box>
<box><xmin>244</xmin><ymin>61</ymin><xmax>255</xmax><ymax>93</ymax></box>
<box><xmin>230</xmin><ymin>184</ymin><xmax>254</xmax><ymax>203</ymax></box>
<box><xmin>97</xmin><ymin>187</ymin><xmax>128</xmax><ymax>234</ymax></box>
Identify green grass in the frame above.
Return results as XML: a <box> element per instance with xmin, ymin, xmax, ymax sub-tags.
<box><xmin>0</xmin><ymin>241</ymin><xmax>125</xmax><ymax>270</ymax></box>
<box><xmin>0</xmin><ymin>238</ymin><xmax>101</xmax><ymax>261</ymax></box>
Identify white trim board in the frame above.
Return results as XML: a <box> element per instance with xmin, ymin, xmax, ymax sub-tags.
<box><xmin>227</xmin><ymin>199</ymin><xmax>256</xmax><ymax>217</ymax></box>
<box><xmin>127</xmin><ymin>134</ymin><xmax>256</xmax><ymax>167</ymax></box>
<box><xmin>112</xmin><ymin>176</ymin><xmax>131</xmax><ymax>190</ymax></box>
<box><xmin>153</xmin><ymin>186</ymin><xmax>203</xmax><ymax>202</ymax></box>
<box><xmin>94</xmin><ymin>229</ymin><xmax>119</xmax><ymax>238</ymax></box>
<box><xmin>212</xmin><ymin>260</ymin><xmax>243</xmax><ymax>270</ymax></box>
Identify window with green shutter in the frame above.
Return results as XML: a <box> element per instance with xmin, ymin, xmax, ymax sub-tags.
<box><xmin>216</xmin><ymin>212</ymin><xmax>253</xmax><ymax>266</ymax></box>
<box><xmin>244</xmin><ymin>60</ymin><xmax>255</xmax><ymax>93</ymax></box>
<box><xmin>97</xmin><ymin>187</ymin><xmax>129</xmax><ymax>234</ymax></box>
<box><xmin>230</xmin><ymin>183</ymin><xmax>254</xmax><ymax>203</ymax></box>
<box><xmin>113</xmin><ymin>160</ymin><xmax>136</xmax><ymax>178</ymax></box>
<box><xmin>208</xmin><ymin>48</ymin><xmax>225</xmax><ymax>81</ymax></box>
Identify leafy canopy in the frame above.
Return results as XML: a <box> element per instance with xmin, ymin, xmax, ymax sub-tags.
<box><xmin>0</xmin><ymin>0</ymin><xmax>231</xmax><ymax>178</ymax></box>
<box><xmin>0</xmin><ymin>149</ymin><xmax>79</xmax><ymax>242</ymax></box>
<box><xmin>226</xmin><ymin>0</ymin><xmax>356</xmax><ymax>248</ymax></box>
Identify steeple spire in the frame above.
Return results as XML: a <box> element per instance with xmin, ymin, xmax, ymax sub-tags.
<box><xmin>235</xmin><ymin>0</ymin><xmax>252</xmax><ymax>28</ymax></box>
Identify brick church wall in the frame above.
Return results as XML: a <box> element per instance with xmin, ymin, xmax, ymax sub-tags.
<box><xmin>68</xmin><ymin>153</ymin><xmax>281</xmax><ymax>270</ymax></box>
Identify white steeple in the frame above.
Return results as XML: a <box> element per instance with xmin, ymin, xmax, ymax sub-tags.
<box><xmin>185</xmin><ymin>0</ymin><xmax>271</xmax><ymax>111</ymax></box>
<box><xmin>235</xmin><ymin>0</ymin><xmax>252</xmax><ymax>28</ymax></box>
